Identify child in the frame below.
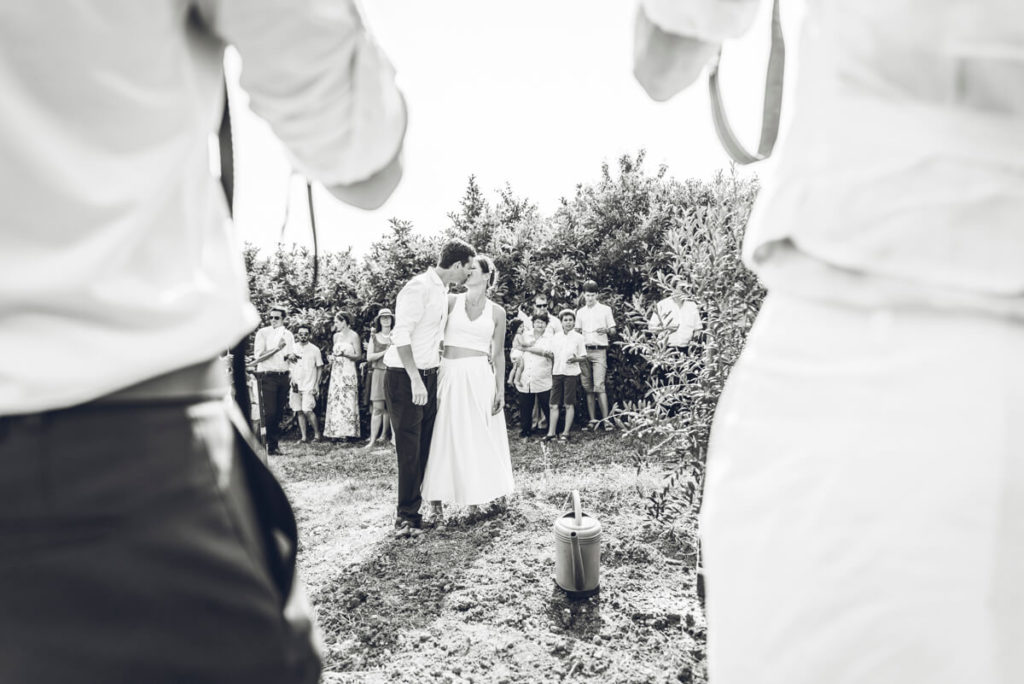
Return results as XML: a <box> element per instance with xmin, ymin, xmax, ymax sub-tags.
<box><xmin>507</xmin><ymin>318</ymin><xmax>526</xmax><ymax>388</ymax></box>
<box><xmin>543</xmin><ymin>309</ymin><xmax>587</xmax><ymax>442</ymax></box>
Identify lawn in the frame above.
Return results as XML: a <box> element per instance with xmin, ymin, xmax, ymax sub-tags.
<box><xmin>271</xmin><ymin>428</ymin><xmax>707</xmax><ymax>683</ymax></box>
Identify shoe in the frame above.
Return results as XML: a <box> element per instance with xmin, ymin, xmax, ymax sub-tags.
<box><xmin>587</xmin><ymin>420</ymin><xmax>600</xmax><ymax>431</ymax></box>
<box><xmin>364</xmin><ymin>440</ymin><xmax>377</xmax><ymax>450</ymax></box>
<box><xmin>543</xmin><ymin>435</ymin><xmax>556</xmax><ymax>442</ymax></box>
<box><xmin>603</xmin><ymin>423</ymin><xmax>614</xmax><ymax>432</ymax></box>
<box><xmin>558</xmin><ymin>434</ymin><xmax>568</xmax><ymax>443</ymax></box>
<box><xmin>422</xmin><ymin>503</ymin><xmax>444</xmax><ymax>528</ymax></box>
<box><xmin>299</xmin><ymin>437</ymin><xmax>310</xmax><ymax>444</ymax></box>
<box><xmin>393</xmin><ymin>520</ymin><xmax>421</xmax><ymax>536</ymax></box>
<box><xmin>267</xmin><ymin>446</ymin><xmax>282</xmax><ymax>456</ymax></box>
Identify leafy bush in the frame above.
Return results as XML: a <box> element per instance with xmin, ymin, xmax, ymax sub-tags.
<box><xmin>241</xmin><ymin>154</ymin><xmax>765</xmax><ymax>484</ymax></box>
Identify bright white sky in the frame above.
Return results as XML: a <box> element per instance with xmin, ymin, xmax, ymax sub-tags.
<box><xmin>227</xmin><ymin>0</ymin><xmax>803</xmax><ymax>257</ymax></box>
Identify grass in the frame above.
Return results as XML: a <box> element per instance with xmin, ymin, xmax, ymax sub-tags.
<box><xmin>271</xmin><ymin>426</ymin><xmax>707</xmax><ymax>683</ymax></box>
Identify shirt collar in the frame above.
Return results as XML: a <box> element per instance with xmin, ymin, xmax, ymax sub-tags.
<box><xmin>426</xmin><ymin>267</ymin><xmax>445</xmax><ymax>289</ymax></box>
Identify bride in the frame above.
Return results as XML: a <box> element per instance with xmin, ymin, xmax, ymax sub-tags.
<box><xmin>422</xmin><ymin>254</ymin><xmax>514</xmax><ymax>519</ymax></box>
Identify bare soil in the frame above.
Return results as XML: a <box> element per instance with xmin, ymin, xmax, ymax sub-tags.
<box><xmin>271</xmin><ymin>429</ymin><xmax>706</xmax><ymax>683</ymax></box>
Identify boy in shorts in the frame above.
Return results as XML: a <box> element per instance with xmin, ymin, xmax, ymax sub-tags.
<box><xmin>545</xmin><ymin>309</ymin><xmax>587</xmax><ymax>442</ymax></box>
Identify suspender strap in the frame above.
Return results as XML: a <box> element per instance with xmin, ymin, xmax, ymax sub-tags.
<box><xmin>708</xmin><ymin>0</ymin><xmax>785</xmax><ymax>165</ymax></box>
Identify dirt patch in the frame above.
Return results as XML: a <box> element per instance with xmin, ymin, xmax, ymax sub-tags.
<box><xmin>272</xmin><ymin>431</ymin><xmax>706</xmax><ymax>683</ymax></box>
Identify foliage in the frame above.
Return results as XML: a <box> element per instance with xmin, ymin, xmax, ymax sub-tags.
<box><xmin>615</xmin><ymin>167</ymin><xmax>764</xmax><ymax>538</ymax></box>
<box><xmin>242</xmin><ymin>154</ymin><xmax>766</xmax><ymax>519</ymax></box>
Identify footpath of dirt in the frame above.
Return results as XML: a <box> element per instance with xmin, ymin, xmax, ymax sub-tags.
<box><xmin>272</xmin><ymin>431</ymin><xmax>707</xmax><ymax>684</ymax></box>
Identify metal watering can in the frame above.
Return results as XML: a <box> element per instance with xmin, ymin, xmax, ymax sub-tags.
<box><xmin>553</xmin><ymin>490</ymin><xmax>601</xmax><ymax>597</ymax></box>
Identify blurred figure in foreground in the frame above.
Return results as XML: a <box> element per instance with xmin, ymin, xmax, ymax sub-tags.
<box><xmin>635</xmin><ymin>1</ymin><xmax>1024</xmax><ymax>683</ymax></box>
<box><xmin>0</xmin><ymin>2</ymin><xmax>406</xmax><ymax>682</ymax></box>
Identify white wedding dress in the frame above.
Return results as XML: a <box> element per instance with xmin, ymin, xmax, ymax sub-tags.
<box><xmin>422</xmin><ymin>294</ymin><xmax>514</xmax><ymax>506</ymax></box>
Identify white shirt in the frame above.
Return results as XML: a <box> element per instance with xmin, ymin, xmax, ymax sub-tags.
<box><xmin>648</xmin><ymin>297</ymin><xmax>702</xmax><ymax>347</ymax></box>
<box><xmin>514</xmin><ymin>331</ymin><xmax>554</xmax><ymax>393</ymax></box>
<box><xmin>0</xmin><ymin>1</ymin><xmax>406</xmax><ymax>414</ymax></box>
<box><xmin>289</xmin><ymin>342</ymin><xmax>323</xmax><ymax>392</ymax></box>
<box><xmin>575</xmin><ymin>303</ymin><xmax>616</xmax><ymax>346</ymax></box>
<box><xmin>639</xmin><ymin>0</ymin><xmax>1024</xmax><ymax>320</ymax></box>
<box><xmin>549</xmin><ymin>330</ymin><xmax>587</xmax><ymax>376</ymax></box>
<box><xmin>384</xmin><ymin>269</ymin><xmax>449</xmax><ymax>370</ymax></box>
<box><xmin>254</xmin><ymin>327</ymin><xmax>296</xmax><ymax>373</ymax></box>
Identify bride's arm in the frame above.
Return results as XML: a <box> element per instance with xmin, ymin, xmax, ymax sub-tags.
<box><xmin>490</xmin><ymin>304</ymin><xmax>507</xmax><ymax>415</ymax></box>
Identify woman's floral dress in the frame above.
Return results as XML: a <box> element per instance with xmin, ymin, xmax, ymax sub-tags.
<box><xmin>324</xmin><ymin>332</ymin><xmax>360</xmax><ymax>438</ymax></box>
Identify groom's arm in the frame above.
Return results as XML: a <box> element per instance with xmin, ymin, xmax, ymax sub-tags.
<box><xmin>391</xmin><ymin>279</ymin><xmax>429</xmax><ymax>405</ymax></box>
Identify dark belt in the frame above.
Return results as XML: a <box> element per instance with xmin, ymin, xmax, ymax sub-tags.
<box><xmin>386</xmin><ymin>366</ymin><xmax>439</xmax><ymax>376</ymax></box>
<box><xmin>585</xmin><ymin>345</ymin><xmax>607</xmax><ymax>351</ymax></box>
<box><xmin>98</xmin><ymin>357</ymin><xmax>229</xmax><ymax>404</ymax></box>
<box><xmin>256</xmin><ymin>370</ymin><xmax>289</xmax><ymax>376</ymax></box>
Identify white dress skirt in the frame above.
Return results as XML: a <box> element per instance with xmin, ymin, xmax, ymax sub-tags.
<box><xmin>701</xmin><ymin>293</ymin><xmax>1024</xmax><ymax>684</ymax></box>
<box><xmin>422</xmin><ymin>356</ymin><xmax>515</xmax><ymax>506</ymax></box>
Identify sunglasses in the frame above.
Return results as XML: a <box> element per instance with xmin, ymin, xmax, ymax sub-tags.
<box><xmin>534</xmin><ymin>303</ymin><xmax>548</xmax><ymax>308</ymax></box>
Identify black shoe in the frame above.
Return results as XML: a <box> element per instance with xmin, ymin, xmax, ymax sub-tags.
<box><xmin>267</xmin><ymin>445</ymin><xmax>282</xmax><ymax>456</ymax></box>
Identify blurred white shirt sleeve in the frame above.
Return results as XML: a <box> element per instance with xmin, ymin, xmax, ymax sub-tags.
<box><xmin>197</xmin><ymin>0</ymin><xmax>406</xmax><ymax>203</ymax></box>
<box><xmin>634</xmin><ymin>0</ymin><xmax>760</xmax><ymax>100</ymax></box>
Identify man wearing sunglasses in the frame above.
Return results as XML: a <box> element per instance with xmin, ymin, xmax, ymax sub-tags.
<box><xmin>253</xmin><ymin>305</ymin><xmax>297</xmax><ymax>456</ymax></box>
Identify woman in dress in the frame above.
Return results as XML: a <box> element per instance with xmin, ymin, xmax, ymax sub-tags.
<box><xmin>422</xmin><ymin>255</ymin><xmax>514</xmax><ymax>518</ymax></box>
<box><xmin>323</xmin><ymin>310</ymin><xmax>362</xmax><ymax>440</ymax></box>
<box><xmin>364</xmin><ymin>307</ymin><xmax>394</xmax><ymax>449</ymax></box>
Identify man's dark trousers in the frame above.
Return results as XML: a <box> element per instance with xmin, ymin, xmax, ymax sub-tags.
<box><xmin>258</xmin><ymin>371</ymin><xmax>290</xmax><ymax>450</ymax></box>
<box><xmin>383</xmin><ymin>367</ymin><xmax>438</xmax><ymax>525</ymax></box>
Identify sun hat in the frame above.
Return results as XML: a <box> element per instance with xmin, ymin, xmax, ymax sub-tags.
<box><xmin>374</xmin><ymin>307</ymin><xmax>394</xmax><ymax>323</ymax></box>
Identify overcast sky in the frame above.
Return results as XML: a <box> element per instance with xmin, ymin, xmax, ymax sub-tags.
<box><xmin>226</xmin><ymin>0</ymin><xmax>802</xmax><ymax>257</ymax></box>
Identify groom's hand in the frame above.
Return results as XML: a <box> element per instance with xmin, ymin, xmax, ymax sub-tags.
<box><xmin>410</xmin><ymin>374</ymin><xmax>428</xmax><ymax>405</ymax></box>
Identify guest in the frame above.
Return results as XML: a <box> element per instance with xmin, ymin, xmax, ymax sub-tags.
<box><xmin>324</xmin><ymin>311</ymin><xmax>362</xmax><ymax>440</ymax></box>
<box><xmin>515</xmin><ymin>292</ymin><xmax>560</xmax><ymax>429</ymax></box>
<box><xmin>545</xmin><ymin>309</ymin><xmax>587</xmax><ymax>442</ymax></box>
<box><xmin>365</xmin><ymin>308</ymin><xmax>395</xmax><ymax>449</ymax></box>
<box><xmin>288</xmin><ymin>324</ymin><xmax>324</xmax><ymax>443</ymax></box>
<box><xmin>575</xmin><ymin>280</ymin><xmax>617</xmax><ymax>430</ymax></box>
<box><xmin>514</xmin><ymin>314</ymin><xmax>554</xmax><ymax>439</ymax></box>
<box><xmin>422</xmin><ymin>255</ymin><xmax>514</xmax><ymax>517</ymax></box>
<box><xmin>252</xmin><ymin>304</ymin><xmax>296</xmax><ymax>455</ymax></box>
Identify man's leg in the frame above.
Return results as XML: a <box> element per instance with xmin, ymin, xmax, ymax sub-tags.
<box><xmin>417</xmin><ymin>372</ymin><xmax>439</xmax><ymax>503</ymax></box>
<box><xmin>296</xmin><ymin>413</ymin><xmax>308</xmax><ymax>441</ymax></box>
<box><xmin>0</xmin><ymin>398</ymin><xmax>321</xmax><ymax>684</ymax></box>
<box><xmin>307</xmin><ymin>410</ymin><xmax>321</xmax><ymax>440</ymax></box>
<box><xmin>384</xmin><ymin>370</ymin><xmax>423</xmax><ymax>525</ymax></box>
<box><xmin>260</xmin><ymin>374</ymin><xmax>281</xmax><ymax>451</ymax></box>
<box><xmin>585</xmin><ymin>393</ymin><xmax>597</xmax><ymax>425</ymax></box>
<box><xmin>590</xmin><ymin>349</ymin><xmax>611</xmax><ymax>422</ymax></box>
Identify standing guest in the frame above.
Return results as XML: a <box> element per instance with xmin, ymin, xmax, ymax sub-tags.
<box><xmin>384</xmin><ymin>239</ymin><xmax>476</xmax><ymax>538</ymax></box>
<box><xmin>0</xmin><ymin>2</ymin><xmax>406</xmax><ymax>682</ymax></box>
<box><xmin>635</xmin><ymin>2</ymin><xmax>1024</xmax><ymax>683</ymax></box>
<box><xmin>289</xmin><ymin>324</ymin><xmax>324</xmax><ymax>444</ymax></box>
<box><xmin>365</xmin><ymin>307</ymin><xmax>395</xmax><ymax>449</ymax></box>
<box><xmin>324</xmin><ymin>311</ymin><xmax>362</xmax><ymax>440</ymax></box>
<box><xmin>514</xmin><ymin>314</ymin><xmax>555</xmax><ymax>439</ymax></box>
<box><xmin>515</xmin><ymin>292</ymin><xmax>559</xmax><ymax>429</ymax></box>
<box><xmin>253</xmin><ymin>304</ymin><xmax>296</xmax><ymax>456</ymax></box>
<box><xmin>422</xmin><ymin>255</ymin><xmax>514</xmax><ymax>518</ymax></box>
<box><xmin>648</xmin><ymin>280</ymin><xmax>702</xmax><ymax>353</ymax></box>
<box><xmin>575</xmin><ymin>280</ymin><xmax>617</xmax><ymax>431</ymax></box>
<box><xmin>545</xmin><ymin>309</ymin><xmax>588</xmax><ymax>443</ymax></box>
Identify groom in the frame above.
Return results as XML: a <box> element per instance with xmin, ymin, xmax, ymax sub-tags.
<box><xmin>384</xmin><ymin>238</ymin><xmax>476</xmax><ymax>537</ymax></box>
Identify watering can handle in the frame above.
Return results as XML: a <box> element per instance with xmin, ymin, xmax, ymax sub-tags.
<box><xmin>572</xmin><ymin>489</ymin><xmax>582</xmax><ymax>527</ymax></box>
<box><xmin>570</xmin><ymin>533</ymin><xmax>586</xmax><ymax>591</ymax></box>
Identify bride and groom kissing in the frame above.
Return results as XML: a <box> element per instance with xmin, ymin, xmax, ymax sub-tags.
<box><xmin>383</xmin><ymin>239</ymin><xmax>514</xmax><ymax>538</ymax></box>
